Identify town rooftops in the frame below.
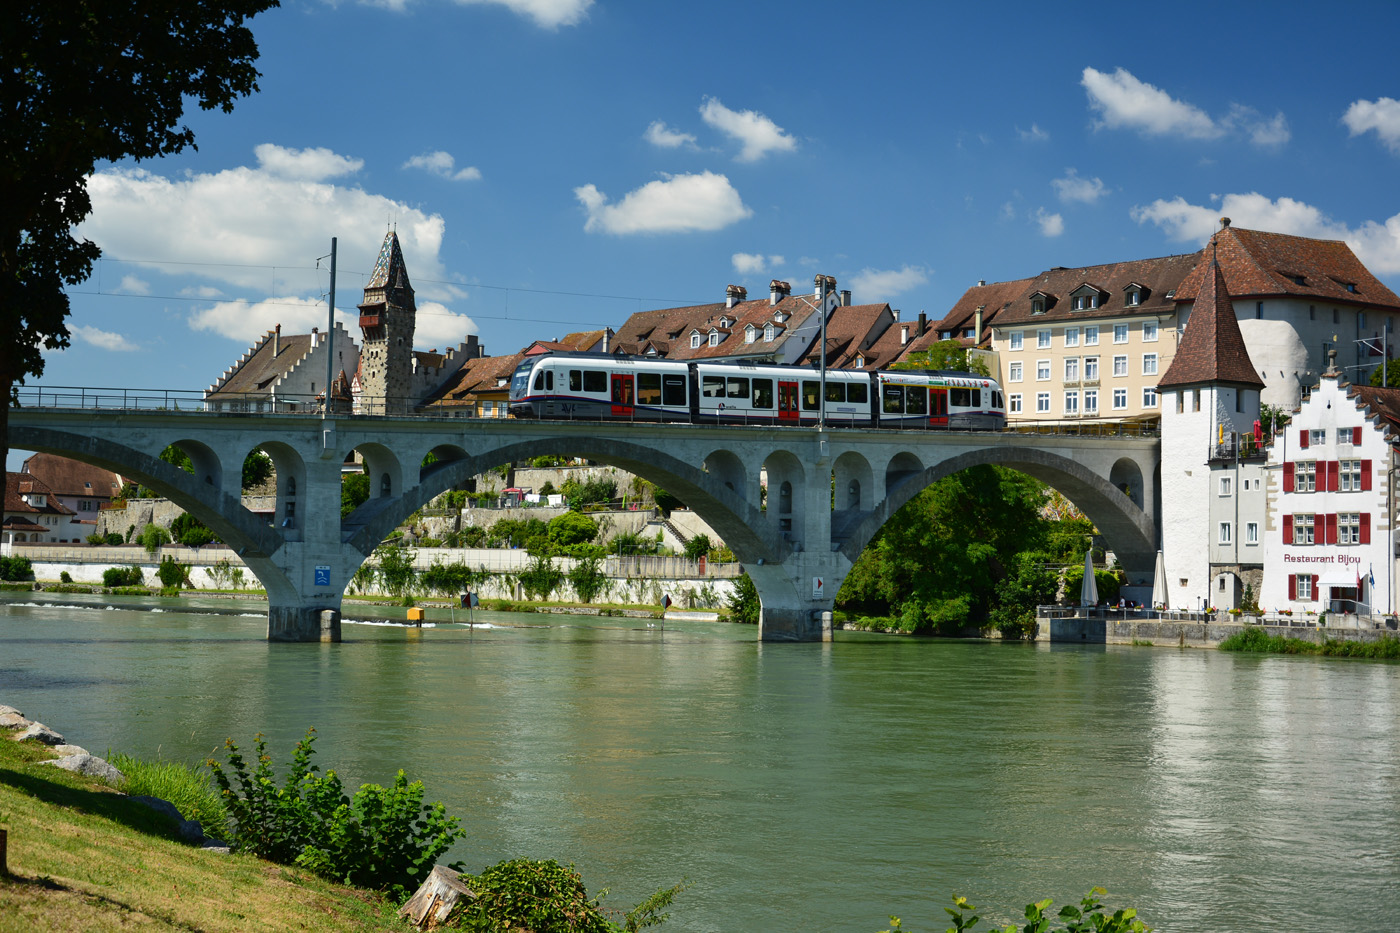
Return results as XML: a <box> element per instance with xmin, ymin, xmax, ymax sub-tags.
<box><xmin>4</xmin><ymin>473</ymin><xmax>73</xmax><ymax>517</ymax></box>
<box><xmin>19</xmin><ymin>453</ymin><xmax>122</xmax><ymax>499</ymax></box>
<box><xmin>989</xmin><ymin>253</ymin><xmax>1200</xmax><ymax>327</ymax></box>
<box><xmin>1347</xmin><ymin>383</ymin><xmax>1400</xmax><ymax>437</ymax></box>
<box><xmin>1174</xmin><ymin>223</ymin><xmax>1400</xmax><ymax>310</ymax></box>
<box><xmin>1157</xmin><ymin>257</ymin><xmax>1264</xmax><ymax>390</ymax></box>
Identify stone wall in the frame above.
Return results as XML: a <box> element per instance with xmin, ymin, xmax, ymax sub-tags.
<box><xmin>1038</xmin><ymin>614</ymin><xmax>1398</xmax><ymax>647</ymax></box>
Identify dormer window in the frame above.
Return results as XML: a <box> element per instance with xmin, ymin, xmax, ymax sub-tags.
<box><xmin>645</xmin><ymin>346</ymin><xmax>658</xmax><ymax>356</ymax></box>
<box><xmin>855</xmin><ymin>356</ymin><xmax>865</xmax><ymax>367</ymax></box>
<box><xmin>1070</xmin><ymin>284</ymin><xmax>1105</xmax><ymax>311</ymax></box>
<box><xmin>1347</xmin><ymin>283</ymin><xmax>1358</xmax><ymax>293</ymax></box>
<box><xmin>744</xmin><ymin>324</ymin><xmax>757</xmax><ymax>344</ymax></box>
<box><xmin>764</xmin><ymin>323</ymin><xmax>775</xmax><ymax>342</ymax></box>
<box><xmin>774</xmin><ymin>311</ymin><xmax>788</xmax><ymax>324</ymax></box>
<box><xmin>690</xmin><ymin>331</ymin><xmax>702</xmax><ymax>349</ymax></box>
<box><xmin>1032</xmin><ymin>299</ymin><xmax>1045</xmax><ymax>314</ymax></box>
<box><xmin>708</xmin><ymin>330</ymin><xmax>720</xmax><ymax>347</ymax></box>
<box><xmin>1122</xmin><ymin>282</ymin><xmax>1148</xmax><ymax>307</ymax></box>
<box><xmin>718</xmin><ymin>316</ymin><xmax>731</xmax><ymax>328</ymax></box>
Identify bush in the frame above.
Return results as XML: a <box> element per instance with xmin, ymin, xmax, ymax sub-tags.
<box><xmin>456</xmin><ymin>859</ymin><xmax>617</xmax><ymax>933</ymax></box>
<box><xmin>170</xmin><ymin>512</ymin><xmax>217</xmax><ymax>547</ymax></box>
<box><xmin>548</xmin><ymin>511</ymin><xmax>599</xmax><ymax>548</ymax></box>
<box><xmin>102</xmin><ymin>566</ymin><xmax>144</xmax><ymax>587</ymax></box>
<box><xmin>560</xmin><ymin>475</ymin><xmax>617</xmax><ymax>508</ymax></box>
<box><xmin>59</xmin><ymin>571</ymin><xmax>73</xmax><ymax>584</ymax></box>
<box><xmin>105</xmin><ymin>532</ymin><xmax>124</xmax><ymax>546</ymax></box>
<box><xmin>86</xmin><ymin>533</ymin><xmax>107</xmax><ymax>545</ymax></box>
<box><xmin>375</xmin><ymin>543</ymin><xmax>418</xmax><ymax>598</ymax></box>
<box><xmin>112</xmin><ymin>753</ymin><xmax>228</xmax><ymax>839</ymax></box>
<box><xmin>682</xmin><ymin>534</ymin><xmax>712</xmax><ymax>562</ymax></box>
<box><xmin>420</xmin><ymin>561</ymin><xmax>488</xmax><ymax>597</ymax></box>
<box><xmin>569</xmin><ymin>556</ymin><xmax>608</xmax><ymax>604</ymax></box>
<box><xmin>890</xmin><ymin>888</ymin><xmax>1149</xmax><ymax>933</ymax></box>
<box><xmin>727</xmin><ymin>572</ymin><xmax>760</xmax><ymax>624</ymax></box>
<box><xmin>157</xmin><ymin>555</ymin><xmax>191</xmax><ymax>589</ymax></box>
<box><xmin>208</xmin><ymin>729</ymin><xmax>461</xmax><ymax>900</ymax></box>
<box><xmin>138</xmin><ymin>523</ymin><xmax>170</xmax><ymax>555</ymax></box>
<box><xmin>518</xmin><ymin>553</ymin><xmax>564</xmax><ymax>600</ymax></box>
<box><xmin>0</xmin><ymin>555</ymin><xmax>34</xmax><ymax>581</ymax></box>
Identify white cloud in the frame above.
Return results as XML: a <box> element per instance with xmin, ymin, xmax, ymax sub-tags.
<box><xmin>1052</xmin><ymin>169</ymin><xmax>1107</xmax><ymax>204</ymax></box>
<box><xmin>1034</xmin><ymin>208</ymin><xmax>1064</xmax><ymax>237</ymax></box>
<box><xmin>699</xmin><ymin>97</ymin><xmax>797</xmax><ymax>162</ymax></box>
<box><xmin>78</xmin><ymin>145</ymin><xmax>454</xmax><ymax>300</ymax></box>
<box><xmin>847</xmin><ymin>265</ymin><xmax>929</xmax><ymax>299</ymax></box>
<box><xmin>732</xmin><ymin>252</ymin><xmax>784</xmax><ymax>275</ymax></box>
<box><xmin>644</xmin><ymin>121</ymin><xmax>697</xmax><ymax>150</ymax></box>
<box><xmin>253</xmin><ymin>143</ymin><xmax>363</xmax><ymax>180</ymax></box>
<box><xmin>574</xmin><ymin>171</ymin><xmax>752</xmax><ymax>234</ymax></box>
<box><xmin>1131</xmin><ymin>192</ymin><xmax>1400</xmax><ymax>275</ymax></box>
<box><xmin>368</xmin><ymin>0</ymin><xmax>592</xmax><ymax>28</ymax></box>
<box><xmin>413</xmin><ymin>301</ymin><xmax>479</xmax><ymax>346</ymax></box>
<box><xmin>1343</xmin><ymin>97</ymin><xmax>1400</xmax><ymax>153</ymax></box>
<box><xmin>189</xmin><ymin>296</ymin><xmax>350</xmax><ymax>342</ymax></box>
<box><xmin>1082</xmin><ymin>67</ymin><xmax>1221</xmax><ymax>139</ymax></box>
<box><xmin>1223</xmin><ymin>104</ymin><xmax>1290</xmax><ymax>147</ymax></box>
<box><xmin>403</xmin><ymin>150</ymin><xmax>482</xmax><ymax>181</ymax></box>
<box><xmin>72</xmin><ymin>325</ymin><xmax>139</xmax><ymax>352</ymax></box>
<box><xmin>1018</xmin><ymin>123</ymin><xmax>1050</xmax><ymax>142</ymax></box>
<box><xmin>116</xmin><ymin>275</ymin><xmax>150</xmax><ymax>295</ymax></box>
<box><xmin>180</xmin><ymin>285</ymin><xmax>224</xmax><ymax>299</ymax></box>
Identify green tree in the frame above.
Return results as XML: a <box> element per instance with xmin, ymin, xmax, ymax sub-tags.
<box><xmin>728</xmin><ymin>572</ymin><xmax>760</xmax><ymax>624</ymax></box>
<box><xmin>892</xmin><ymin>339</ymin><xmax>990</xmax><ymax>375</ymax></box>
<box><xmin>138</xmin><ymin>523</ymin><xmax>171</xmax><ymax>555</ymax></box>
<box><xmin>341</xmin><ymin>471</ymin><xmax>370</xmax><ymax>517</ymax></box>
<box><xmin>242</xmin><ymin>449</ymin><xmax>274</xmax><ymax>490</ymax></box>
<box><xmin>0</xmin><ymin>0</ymin><xmax>278</xmax><ymax>470</ymax></box>
<box><xmin>548</xmin><ymin>511</ymin><xmax>599</xmax><ymax>548</ymax></box>
<box><xmin>568</xmin><ymin>556</ymin><xmax>609</xmax><ymax>604</ymax></box>
<box><xmin>683</xmin><ymin>534</ymin><xmax>712</xmax><ymax>561</ymax></box>
<box><xmin>375</xmin><ymin>543</ymin><xmax>417</xmax><ymax>599</ymax></box>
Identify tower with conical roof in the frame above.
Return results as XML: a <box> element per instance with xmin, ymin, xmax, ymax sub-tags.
<box><xmin>1158</xmin><ymin>232</ymin><xmax>1266</xmax><ymax>610</ymax></box>
<box><xmin>357</xmin><ymin>230</ymin><xmax>417</xmax><ymax>414</ymax></box>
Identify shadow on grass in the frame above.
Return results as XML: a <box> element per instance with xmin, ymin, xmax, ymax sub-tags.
<box><xmin>0</xmin><ymin>764</ymin><xmax>184</xmax><ymax>843</ymax></box>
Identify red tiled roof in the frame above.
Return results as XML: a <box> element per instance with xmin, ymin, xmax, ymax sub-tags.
<box><xmin>991</xmin><ymin>253</ymin><xmax>1200</xmax><ymax>327</ymax></box>
<box><xmin>1348</xmin><ymin>383</ymin><xmax>1400</xmax><ymax>435</ymax></box>
<box><xmin>19</xmin><ymin>453</ymin><xmax>122</xmax><ymax>499</ymax></box>
<box><xmin>1175</xmin><ymin>225</ymin><xmax>1400</xmax><ymax>310</ymax></box>
<box><xmin>5</xmin><ymin>473</ymin><xmax>74</xmax><ymax>516</ymax></box>
<box><xmin>1157</xmin><ymin>259</ymin><xmax>1264</xmax><ymax>389</ymax></box>
<box><xmin>422</xmin><ymin>353</ymin><xmax>525</xmax><ymax>407</ymax></box>
<box><xmin>926</xmin><ymin>278</ymin><xmax>1034</xmax><ymax>350</ymax></box>
<box><xmin>209</xmin><ymin>331</ymin><xmax>314</xmax><ymax>396</ymax></box>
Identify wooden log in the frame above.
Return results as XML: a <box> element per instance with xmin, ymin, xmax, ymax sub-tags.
<box><xmin>399</xmin><ymin>864</ymin><xmax>475</xmax><ymax>928</ymax></box>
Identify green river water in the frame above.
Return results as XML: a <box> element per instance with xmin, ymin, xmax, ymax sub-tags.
<box><xmin>2</xmin><ymin>593</ymin><xmax>1398</xmax><ymax>932</ymax></box>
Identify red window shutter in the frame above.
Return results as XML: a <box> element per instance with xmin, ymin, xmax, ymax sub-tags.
<box><xmin>1288</xmin><ymin>574</ymin><xmax>1297</xmax><ymax>600</ymax></box>
<box><xmin>1326</xmin><ymin>513</ymin><xmax>1338</xmax><ymax>545</ymax></box>
<box><xmin>1300</xmin><ymin>429</ymin><xmax>1309</xmax><ymax>448</ymax></box>
<box><xmin>1362</xmin><ymin>513</ymin><xmax>1371</xmax><ymax>545</ymax></box>
<box><xmin>1283</xmin><ymin>514</ymin><xmax>1293</xmax><ymax>542</ymax></box>
<box><xmin>1354</xmin><ymin>426</ymin><xmax>1363</xmax><ymax>445</ymax></box>
<box><xmin>1284</xmin><ymin>462</ymin><xmax>1295</xmax><ymax>492</ymax></box>
<box><xmin>1311</xmin><ymin>575</ymin><xmax>1319</xmax><ymax>602</ymax></box>
<box><xmin>1362</xmin><ymin>460</ymin><xmax>1373</xmax><ymax>491</ymax></box>
<box><xmin>1328</xmin><ymin>461</ymin><xmax>1340</xmax><ymax>492</ymax></box>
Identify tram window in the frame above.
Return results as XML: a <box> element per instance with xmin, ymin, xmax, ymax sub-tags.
<box><xmin>848</xmin><ymin>383</ymin><xmax>868</xmax><ymax>404</ymax></box>
<box><xmin>545</xmin><ymin>370</ymin><xmax>554</xmax><ymax>390</ymax></box>
<box><xmin>703</xmin><ymin>376</ymin><xmax>726</xmax><ymax>398</ymax></box>
<box><xmin>637</xmin><ymin>373</ymin><xmax>662</xmax><ymax>405</ymax></box>
<box><xmin>663</xmin><ymin>375</ymin><xmax>687</xmax><ymax>406</ymax></box>
<box><xmin>752</xmin><ymin>378</ymin><xmax>773</xmax><ymax>409</ymax></box>
<box><xmin>883</xmin><ymin>386</ymin><xmax>904</xmax><ymax>414</ymax></box>
<box><xmin>993</xmin><ymin>391</ymin><xmax>1003</xmax><ymax>408</ymax></box>
<box><xmin>906</xmin><ymin>386</ymin><xmax>927</xmax><ymax>415</ymax></box>
<box><xmin>583</xmin><ymin>370</ymin><xmax>607</xmax><ymax>393</ymax></box>
<box><xmin>727</xmin><ymin>377</ymin><xmax>749</xmax><ymax>399</ymax></box>
<box><xmin>533</xmin><ymin>372</ymin><xmax>546</xmax><ymax>390</ymax></box>
<box><xmin>950</xmin><ymin>388</ymin><xmax>971</xmax><ymax>407</ymax></box>
<box><xmin>569</xmin><ymin>370</ymin><xmax>582</xmax><ymax>391</ymax></box>
<box><xmin>826</xmin><ymin>382</ymin><xmax>846</xmax><ymax>403</ymax></box>
<box><xmin>970</xmin><ymin>388</ymin><xmax>981</xmax><ymax>407</ymax></box>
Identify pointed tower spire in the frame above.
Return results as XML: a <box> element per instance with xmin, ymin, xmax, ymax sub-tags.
<box><xmin>1157</xmin><ymin>240</ymin><xmax>1264</xmax><ymax>390</ymax></box>
<box><xmin>357</xmin><ymin>230</ymin><xmax>418</xmax><ymax>414</ymax></box>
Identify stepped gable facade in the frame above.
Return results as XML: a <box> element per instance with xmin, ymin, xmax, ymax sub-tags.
<box><xmin>205</xmin><ymin>321</ymin><xmax>359</xmax><ymax>413</ymax></box>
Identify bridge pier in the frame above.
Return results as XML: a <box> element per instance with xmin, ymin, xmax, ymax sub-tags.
<box><xmin>747</xmin><ymin>555</ymin><xmax>846</xmax><ymax>642</ymax></box>
<box><xmin>267</xmin><ymin>603</ymin><xmax>342</xmax><ymax>642</ymax></box>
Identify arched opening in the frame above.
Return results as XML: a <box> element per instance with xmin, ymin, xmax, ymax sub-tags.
<box><xmin>703</xmin><ymin>449</ymin><xmax>748</xmax><ymax>497</ymax></box>
<box><xmin>252</xmin><ymin>441</ymin><xmax>305</xmax><ymax>541</ymax></box>
<box><xmin>1212</xmin><ymin>571</ymin><xmax>1242</xmax><ymax>610</ymax></box>
<box><xmin>167</xmin><ymin>439</ymin><xmax>223</xmax><ymax>493</ymax></box>
<box><xmin>381</xmin><ymin>473</ymin><xmax>392</xmax><ymax>496</ymax></box>
<box><xmin>885</xmin><ymin>451</ymin><xmax>923</xmax><ymax>498</ymax></box>
<box><xmin>1109</xmin><ymin>458</ymin><xmax>1144</xmax><ymax>509</ymax></box>
<box><xmin>762</xmin><ymin>451</ymin><xmax>805</xmax><ymax>549</ymax></box>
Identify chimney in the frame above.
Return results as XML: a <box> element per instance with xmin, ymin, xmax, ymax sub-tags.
<box><xmin>311</xmin><ymin>326</ymin><xmax>319</xmax><ymax>348</ymax></box>
<box><xmin>602</xmin><ymin>327</ymin><xmax>612</xmax><ymax>354</ymax></box>
<box><xmin>770</xmin><ymin>279</ymin><xmax>790</xmax><ymax>305</ymax></box>
<box><xmin>974</xmin><ymin>306</ymin><xmax>984</xmax><ymax>344</ymax></box>
<box><xmin>978</xmin><ymin>279</ymin><xmax>986</xmax><ymax>287</ymax></box>
<box><xmin>892</xmin><ymin>308</ymin><xmax>901</xmax><ymax>322</ymax></box>
<box><xmin>726</xmin><ymin>284</ymin><xmax>747</xmax><ymax>309</ymax></box>
<box><xmin>815</xmin><ymin>274</ymin><xmax>828</xmax><ymax>302</ymax></box>
<box><xmin>1221</xmin><ymin>217</ymin><xmax>1232</xmax><ymax>228</ymax></box>
<box><xmin>918</xmin><ymin>311</ymin><xmax>927</xmax><ymax>337</ymax></box>
<box><xmin>273</xmin><ymin>324</ymin><xmax>281</xmax><ymax>357</ymax></box>
<box><xmin>839</xmin><ymin>289</ymin><xmax>851</xmax><ymax>307</ymax></box>
<box><xmin>900</xmin><ymin>324</ymin><xmax>910</xmax><ymax>346</ymax></box>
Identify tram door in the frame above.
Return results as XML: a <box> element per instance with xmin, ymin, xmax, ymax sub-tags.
<box><xmin>611</xmin><ymin>373</ymin><xmax>635</xmax><ymax>417</ymax></box>
<box><xmin>778</xmin><ymin>381</ymin><xmax>799</xmax><ymax>422</ymax></box>
<box><xmin>929</xmin><ymin>387</ymin><xmax>949</xmax><ymax>427</ymax></box>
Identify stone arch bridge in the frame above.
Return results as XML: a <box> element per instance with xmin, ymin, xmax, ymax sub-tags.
<box><xmin>9</xmin><ymin>405</ymin><xmax>1160</xmax><ymax>642</ymax></box>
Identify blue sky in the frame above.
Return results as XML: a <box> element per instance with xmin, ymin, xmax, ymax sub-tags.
<box><xmin>45</xmin><ymin>0</ymin><xmax>1400</xmax><ymax>398</ymax></box>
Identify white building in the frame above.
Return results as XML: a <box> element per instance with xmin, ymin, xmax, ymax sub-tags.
<box><xmin>1260</xmin><ymin>358</ymin><xmax>1399</xmax><ymax>620</ymax></box>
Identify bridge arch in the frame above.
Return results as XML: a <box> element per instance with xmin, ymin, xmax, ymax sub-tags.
<box><xmin>841</xmin><ymin>445</ymin><xmax>1157</xmax><ymax>577</ymax></box>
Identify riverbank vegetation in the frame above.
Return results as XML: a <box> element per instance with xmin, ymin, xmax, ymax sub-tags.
<box><xmin>1218</xmin><ymin>627</ymin><xmax>1400</xmax><ymax>659</ymax></box>
<box><xmin>836</xmin><ymin>466</ymin><xmax>1120</xmax><ymax>637</ymax></box>
<box><xmin>880</xmin><ymin>889</ymin><xmax>1149</xmax><ymax>933</ymax></box>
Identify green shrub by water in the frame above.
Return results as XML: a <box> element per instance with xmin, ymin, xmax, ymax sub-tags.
<box><xmin>1219</xmin><ymin>627</ymin><xmax>1400</xmax><ymax>659</ymax></box>
<box><xmin>111</xmin><ymin>753</ymin><xmax>229</xmax><ymax>838</ymax></box>
<box><xmin>102</xmin><ymin>565</ymin><xmax>144</xmax><ymax>587</ymax></box>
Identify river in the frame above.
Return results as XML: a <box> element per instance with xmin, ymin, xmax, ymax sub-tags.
<box><xmin>2</xmin><ymin>593</ymin><xmax>1398</xmax><ymax>932</ymax></box>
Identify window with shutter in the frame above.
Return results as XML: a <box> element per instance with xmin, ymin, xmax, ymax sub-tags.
<box><xmin>1300</xmin><ymin>429</ymin><xmax>1309</xmax><ymax>449</ymax></box>
<box><xmin>1288</xmin><ymin>574</ymin><xmax>1296</xmax><ymax>600</ymax></box>
<box><xmin>1361</xmin><ymin>513</ymin><xmax>1371</xmax><ymax>545</ymax></box>
<box><xmin>1362</xmin><ymin>460</ymin><xmax>1373</xmax><ymax>491</ymax></box>
<box><xmin>1284</xmin><ymin>461</ymin><xmax>1295</xmax><ymax>492</ymax></box>
<box><xmin>1283</xmin><ymin>514</ymin><xmax>1293</xmax><ymax>542</ymax></box>
<box><xmin>1354</xmin><ymin>426</ymin><xmax>1363</xmax><ymax>445</ymax></box>
<box><xmin>1325</xmin><ymin>513</ymin><xmax>1338</xmax><ymax>544</ymax></box>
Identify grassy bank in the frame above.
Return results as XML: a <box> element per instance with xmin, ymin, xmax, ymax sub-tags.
<box><xmin>0</xmin><ymin>739</ymin><xmax>403</xmax><ymax>932</ymax></box>
<box><xmin>1218</xmin><ymin>627</ymin><xmax>1400</xmax><ymax>658</ymax></box>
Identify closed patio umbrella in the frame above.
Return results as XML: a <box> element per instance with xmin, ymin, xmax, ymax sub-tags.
<box><xmin>1080</xmin><ymin>548</ymin><xmax>1098</xmax><ymax>607</ymax></box>
<box><xmin>1151</xmin><ymin>550</ymin><xmax>1168</xmax><ymax>611</ymax></box>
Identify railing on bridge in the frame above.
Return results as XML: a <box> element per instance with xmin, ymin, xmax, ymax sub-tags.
<box><xmin>15</xmin><ymin>385</ymin><xmax>1163</xmax><ymax>438</ymax></box>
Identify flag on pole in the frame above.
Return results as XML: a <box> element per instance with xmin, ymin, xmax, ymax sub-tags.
<box><xmin>1370</xmin><ymin>564</ymin><xmax>1376</xmax><ymax>587</ymax></box>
